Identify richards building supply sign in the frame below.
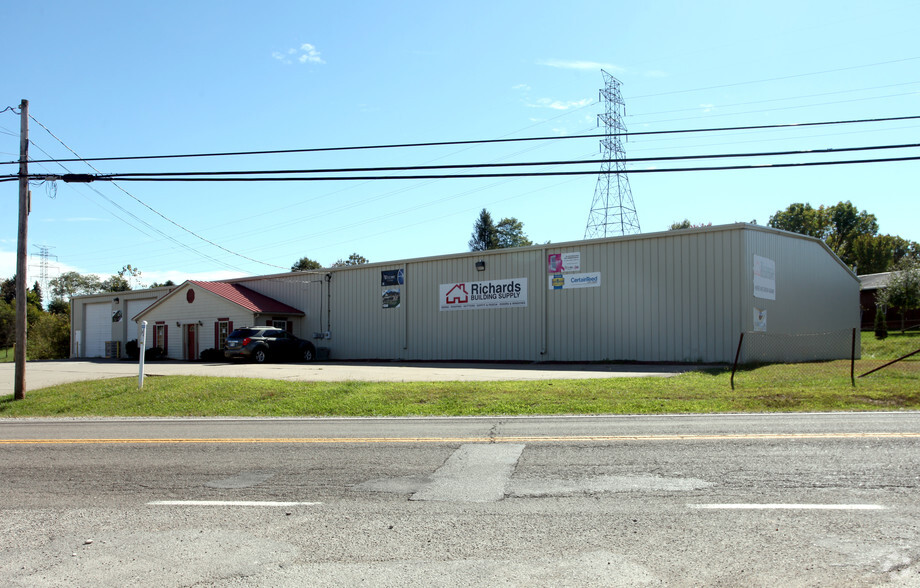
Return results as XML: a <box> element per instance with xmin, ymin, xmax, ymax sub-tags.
<box><xmin>439</xmin><ymin>278</ymin><xmax>528</xmax><ymax>311</ymax></box>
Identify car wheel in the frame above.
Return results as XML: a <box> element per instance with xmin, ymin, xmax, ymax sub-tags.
<box><xmin>253</xmin><ymin>348</ymin><xmax>268</xmax><ymax>363</ymax></box>
<box><xmin>302</xmin><ymin>345</ymin><xmax>315</xmax><ymax>362</ymax></box>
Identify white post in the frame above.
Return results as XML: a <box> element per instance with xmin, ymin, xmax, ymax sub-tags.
<box><xmin>138</xmin><ymin>321</ymin><xmax>147</xmax><ymax>389</ymax></box>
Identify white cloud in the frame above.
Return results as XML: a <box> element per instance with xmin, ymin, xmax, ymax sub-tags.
<box><xmin>700</xmin><ymin>103</ymin><xmax>715</xmax><ymax>113</ymax></box>
<box><xmin>273</xmin><ymin>43</ymin><xmax>325</xmax><ymax>65</ymax></box>
<box><xmin>527</xmin><ymin>97</ymin><xmax>592</xmax><ymax>111</ymax></box>
<box><xmin>538</xmin><ymin>59</ymin><xmax>624</xmax><ymax>73</ymax></box>
<box><xmin>512</xmin><ymin>83</ymin><xmax>531</xmax><ymax>91</ymax></box>
<box><xmin>298</xmin><ymin>43</ymin><xmax>324</xmax><ymax>64</ymax></box>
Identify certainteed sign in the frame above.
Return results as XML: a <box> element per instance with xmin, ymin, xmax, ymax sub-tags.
<box><xmin>439</xmin><ymin>278</ymin><xmax>528</xmax><ymax>311</ymax></box>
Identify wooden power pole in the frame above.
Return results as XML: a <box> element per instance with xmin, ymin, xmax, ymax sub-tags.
<box><xmin>14</xmin><ymin>99</ymin><xmax>29</xmax><ymax>400</ymax></box>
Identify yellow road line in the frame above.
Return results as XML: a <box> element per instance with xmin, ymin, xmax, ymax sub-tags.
<box><xmin>2</xmin><ymin>432</ymin><xmax>920</xmax><ymax>445</ymax></box>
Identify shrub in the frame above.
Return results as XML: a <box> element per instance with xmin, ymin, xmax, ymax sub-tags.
<box><xmin>874</xmin><ymin>307</ymin><xmax>888</xmax><ymax>340</ymax></box>
<box><xmin>199</xmin><ymin>348</ymin><xmax>227</xmax><ymax>362</ymax></box>
<box><xmin>27</xmin><ymin>313</ymin><xmax>70</xmax><ymax>359</ymax></box>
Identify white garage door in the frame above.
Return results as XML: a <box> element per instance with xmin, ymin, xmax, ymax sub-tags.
<box><xmin>84</xmin><ymin>302</ymin><xmax>110</xmax><ymax>358</ymax></box>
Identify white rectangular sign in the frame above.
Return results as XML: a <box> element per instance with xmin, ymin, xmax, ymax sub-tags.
<box><xmin>548</xmin><ymin>272</ymin><xmax>602</xmax><ymax>290</ymax></box>
<box><xmin>753</xmin><ymin>255</ymin><xmax>776</xmax><ymax>300</ymax></box>
<box><xmin>547</xmin><ymin>252</ymin><xmax>581</xmax><ymax>273</ymax></box>
<box><xmin>439</xmin><ymin>278</ymin><xmax>528</xmax><ymax>311</ymax></box>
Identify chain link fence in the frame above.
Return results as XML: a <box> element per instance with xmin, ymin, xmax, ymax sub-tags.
<box><xmin>731</xmin><ymin>328</ymin><xmax>920</xmax><ymax>389</ymax></box>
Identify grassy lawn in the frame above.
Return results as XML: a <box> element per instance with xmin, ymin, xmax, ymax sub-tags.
<box><xmin>1</xmin><ymin>332</ymin><xmax>917</xmax><ymax>418</ymax></box>
<box><xmin>0</xmin><ymin>347</ymin><xmax>13</xmax><ymax>363</ymax></box>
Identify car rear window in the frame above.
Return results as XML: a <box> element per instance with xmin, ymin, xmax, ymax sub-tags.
<box><xmin>228</xmin><ymin>328</ymin><xmax>258</xmax><ymax>338</ymax></box>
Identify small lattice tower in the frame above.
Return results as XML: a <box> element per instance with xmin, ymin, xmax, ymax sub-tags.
<box><xmin>584</xmin><ymin>70</ymin><xmax>640</xmax><ymax>238</ymax></box>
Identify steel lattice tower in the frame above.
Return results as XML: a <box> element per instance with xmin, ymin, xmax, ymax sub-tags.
<box><xmin>30</xmin><ymin>245</ymin><xmax>57</xmax><ymax>297</ymax></box>
<box><xmin>584</xmin><ymin>70</ymin><xmax>640</xmax><ymax>238</ymax></box>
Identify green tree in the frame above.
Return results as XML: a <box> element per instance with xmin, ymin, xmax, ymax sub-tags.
<box><xmin>668</xmin><ymin>220</ymin><xmax>712</xmax><ymax>230</ymax></box>
<box><xmin>825</xmin><ymin>201</ymin><xmax>878</xmax><ymax>260</ymax></box>
<box><xmin>101</xmin><ymin>274</ymin><xmax>131</xmax><ymax>292</ymax></box>
<box><xmin>850</xmin><ymin>234</ymin><xmax>920</xmax><ymax>275</ymax></box>
<box><xmin>149</xmin><ymin>280</ymin><xmax>176</xmax><ymax>288</ymax></box>
<box><xmin>768</xmin><ymin>203</ymin><xmax>828</xmax><ymax>238</ymax></box>
<box><xmin>495</xmin><ymin>217</ymin><xmax>533</xmax><ymax>248</ymax></box>
<box><xmin>1</xmin><ymin>275</ymin><xmax>17</xmax><ymax>303</ymax></box>
<box><xmin>27</xmin><ymin>312</ymin><xmax>70</xmax><ymax>359</ymax></box>
<box><xmin>876</xmin><ymin>258</ymin><xmax>920</xmax><ymax>333</ymax></box>
<box><xmin>101</xmin><ymin>265</ymin><xmax>142</xmax><ymax>292</ymax></box>
<box><xmin>469</xmin><ymin>209</ymin><xmax>533</xmax><ymax>251</ymax></box>
<box><xmin>469</xmin><ymin>208</ymin><xmax>498</xmax><ymax>251</ymax></box>
<box><xmin>331</xmin><ymin>253</ymin><xmax>369</xmax><ymax>267</ymax></box>
<box><xmin>49</xmin><ymin>271</ymin><xmax>104</xmax><ymax>300</ymax></box>
<box><xmin>768</xmin><ymin>201</ymin><xmax>880</xmax><ymax>269</ymax></box>
<box><xmin>0</xmin><ymin>299</ymin><xmax>13</xmax><ymax>356</ymax></box>
<box><xmin>30</xmin><ymin>281</ymin><xmax>43</xmax><ymax>308</ymax></box>
<box><xmin>47</xmin><ymin>297</ymin><xmax>70</xmax><ymax>315</ymax></box>
<box><xmin>873</xmin><ymin>306</ymin><xmax>888</xmax><ymax>340</ymax></box>
<box><xmin>291</xmin><ymin>256</ymin><xmax>323</xmax><ymax>271</ymax></box>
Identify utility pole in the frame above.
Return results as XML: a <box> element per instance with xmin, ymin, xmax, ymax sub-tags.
<box><xmin>14</xmin><ymin>99</ymin><xmax>29</xmax><ymax>400</ymax></box>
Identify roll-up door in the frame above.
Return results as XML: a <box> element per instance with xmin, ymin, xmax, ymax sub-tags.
<box><xmin>84</xmin><ymin>302</ymin><xmax>110</xmax><ymax>358</ymax></box>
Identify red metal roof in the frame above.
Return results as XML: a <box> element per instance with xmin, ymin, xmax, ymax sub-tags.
<box><xmin>189</xmin><ymin>281</ymin><xmax>304</xmax><ymax>315</ymax></box>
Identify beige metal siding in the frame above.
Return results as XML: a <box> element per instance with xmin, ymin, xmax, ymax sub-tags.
<box><xmin>237</xmin><ymin>274</ymin><xmax>325</xmax><ymax>340</ymax></box>
<box><xmin>85</xmin><ymin>225</ymin><xmax>857</xmax><ymax>364</ymax></box>
<box><xmin>741</xmin><ymin>229</ymin><xmax>859</xmax><ymax>362</ymax></box>
<box><xmin>538</xmin><ymin>228</ymin><xmax>744</xmax><ymax>363</ymax></box>
<box><xmin>71</xmin><ymin>288</ymin><xmax>171</xmax><ymax>357</ymax></box>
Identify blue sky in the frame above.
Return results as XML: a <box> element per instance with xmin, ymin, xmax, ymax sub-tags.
<box><xmin>3</xmin><ymin>0</ymin><xmax>919</xmax><ymax>289</ymax></box>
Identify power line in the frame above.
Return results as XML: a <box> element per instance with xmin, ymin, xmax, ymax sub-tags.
<box><xmin>25</xmin><ymin>115</ymin><xmax>287</xmax><ymax>271</ymax></box>
<box><xmin>8</xmin><ymin>141</ymin><xmax>918</xmax><ymax>183</ymax></box>
<box><xmin>3</xmin><ymin>114</ymin><xmax>918</xmax><ymax>167</ymax></box>
<box><xmin>29</xmin><ymin>154</ymin><xmax>917</xmax><ymax>182</ymax></box>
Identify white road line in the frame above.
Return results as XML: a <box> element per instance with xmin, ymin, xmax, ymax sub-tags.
<box><xmin>689</xmin><ymin>504</ymin><xmax>886</xmax><ymax>510</ymax></box>
<box><xmin>147</xmin><ymin>500</ymin><xmax>322</xmax><ymax>507</ymax></box>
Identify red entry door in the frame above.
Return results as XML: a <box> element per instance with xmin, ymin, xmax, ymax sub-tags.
<box><xmin>186</xmin><ymin>325</ymin><xmax>197</xmax><ymax>360</ymax></box>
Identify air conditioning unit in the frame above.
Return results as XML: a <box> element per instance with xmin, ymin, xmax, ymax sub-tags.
<box><xmin>104</xmin><ymin>341</ymin><xmax>121</xmax><ymax>359</ymax></box>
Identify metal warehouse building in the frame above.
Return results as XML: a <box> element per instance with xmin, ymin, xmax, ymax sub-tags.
<box><xmin>71</xmin><ymin>223</ymin><xmax>860</xmax><ymax>364</ymax></box>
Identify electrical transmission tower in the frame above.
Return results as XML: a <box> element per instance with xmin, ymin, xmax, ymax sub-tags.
<box><xmin>30</xmin><ymin>245</ymin><xmax>57</xmax><ymax>298</ymax></box>
<box><xmin>584</xmin><ymin>70</ymin><xmax>640</xmax><ymax>239</ymax></box>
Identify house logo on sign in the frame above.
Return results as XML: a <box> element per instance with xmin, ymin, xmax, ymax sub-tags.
<box><xmin>445</xmin><ymin>283</ymin><xmax>469</xmax><ymax>305</ymax></box>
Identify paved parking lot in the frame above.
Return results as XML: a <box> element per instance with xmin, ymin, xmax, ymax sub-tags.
<box><xmin>0</xmin><ymin>359</ymin><xmax>701</xmax><ymax>394</ymax></box>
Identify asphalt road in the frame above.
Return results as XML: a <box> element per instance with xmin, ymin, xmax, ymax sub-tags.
<box><xmin>0</xmin><ymin>359</ymin><xmax>694</xmax><ymax>395</ymax></box>
<box><xmin>2</xmin><ymin>413</ymin><xmax>919</xmax><ymax>586</ymax></box>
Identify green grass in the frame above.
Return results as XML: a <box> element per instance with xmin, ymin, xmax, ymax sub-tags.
<box><xmin>1</xmin><ymin>332</ymin><xmax>917</xmax><ymax>418</ymax></box>
<box><xmin>0</xmin><ymin>347</ymin><xmax>13</xmax><ymax>363</ymax></box>
<box><xmin>861</xmin><ymin>330</ymin><xmax>920</xmax><ymax>360</ymax></box>
<box><xmin>1</xmin><ymin>364</ymin><xmax>918</xmax><ymax>418</ymax></box>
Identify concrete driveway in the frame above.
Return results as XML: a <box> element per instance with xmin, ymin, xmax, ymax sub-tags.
<box><xmin>0</xmin><ymin>359</ymin><xmax>707</xmax><ymax>394</ymax></box>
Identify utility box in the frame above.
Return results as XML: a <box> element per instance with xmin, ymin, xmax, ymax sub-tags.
<box><xmin>104</xmin><ymin>341</ymin><xmax>121</xmax><ymax>359</ymax></box>
<box><xmin>316</xmin><ymin>347</ymin><xmax>330</xmax><ymax>361</ymax></box>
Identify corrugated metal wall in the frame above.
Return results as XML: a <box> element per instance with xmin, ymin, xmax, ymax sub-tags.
<box><xmin>740</xmin><ymin>229</ymin><xmax>860</xmax><ymax>362</ymax></box>
<box><xmin>73</xmin><ymin>225</ymin><xmax>859</xmax><ymax>364</ymax></box>
<box><xmin>537</xmin><ymin>228</ymin><xmax>745</xmax><ymax>363</ymax></box>
<box><xmin>284</xmin><ymin>226</ymin><xmax>752</xmax><ymax>363</ymax></box>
